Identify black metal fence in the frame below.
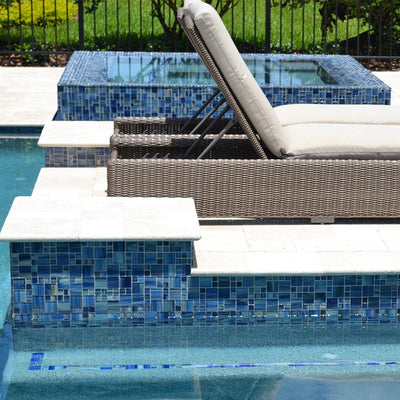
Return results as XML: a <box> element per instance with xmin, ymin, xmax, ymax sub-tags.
<box><xmin>0</xmin><ymin>0</ymin><xmax>399</xmax><ymax>68</ymax></box>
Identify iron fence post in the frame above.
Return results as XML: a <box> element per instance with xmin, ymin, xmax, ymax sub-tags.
<box><xmin>78</xmin><ymin>0</ymin><xmax>85</xmax><ymax>50</ymax></box>
<box><xmin>265</xmin><ymin>0</ymin><xmax>271</xmax><ymax>53</ymax></box>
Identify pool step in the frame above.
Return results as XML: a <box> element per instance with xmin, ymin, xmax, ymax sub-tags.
<box><xmin>38</xmin><ymin>121</ymin><xmax>112</xmax><ymax>167</ymax></box>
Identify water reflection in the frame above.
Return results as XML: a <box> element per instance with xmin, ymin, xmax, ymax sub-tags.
<box><xmin>107</xmin><ymin>55</ymin><xmax>338</xmax><ymax>86</ymax></box>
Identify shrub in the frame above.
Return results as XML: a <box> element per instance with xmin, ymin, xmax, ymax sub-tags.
<box><xmin>282</xmin><ymin>0</ymin><xmax>400</xmax><ymax>49</ymax></box>
<box><xmin>0</xmin><ymin>0</ymin><xmax>78</xmax><ymax>28</ymax></box>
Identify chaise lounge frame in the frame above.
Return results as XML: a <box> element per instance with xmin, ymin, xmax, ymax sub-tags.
<box><xmin>107</xmin><ymin>5</ymin><xmax>400</xmax><ymax>220</ymax></box>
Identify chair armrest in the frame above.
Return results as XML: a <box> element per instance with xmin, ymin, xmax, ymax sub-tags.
<box><xmin>113</xmin><ymin>117</ymin><xmax>245</xmax><ymax>135</ymax></box>
<box><xmin>110</xmin><ymin>134</ymin><xmax>200</xmax><ymax>148</ymax></box>
<box><xmin>109</xmin><ymin>133</ymin><xmax>257</xmax><ymax>160</ymax></box>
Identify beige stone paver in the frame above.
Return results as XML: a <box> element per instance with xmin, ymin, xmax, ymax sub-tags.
<box><xmin>0</xmin><ymin>67</ymin><xmax>64</xmax><ymax>126</ymax></box>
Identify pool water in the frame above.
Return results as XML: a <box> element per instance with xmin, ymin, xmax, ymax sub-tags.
<box><xmin>5</xmin><ymin>325</ymin><xmax>400</xmax><ymax>399</ymax></box>
<box><xmin>0</xmin><ymin>138</ymin><xmax>44</xmax><ymax>328</ymax></box>
<box><xmin>107</xmin><ymin>54</ymin><xmax>338</xmax><ymax>86</ymax></box>
<box><xmin>1</xmin><ymin>139</ymin><xmax>400</xmax><ymax>399</ymax></box>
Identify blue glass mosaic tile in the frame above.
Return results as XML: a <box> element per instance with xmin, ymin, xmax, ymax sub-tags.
<box><xmin>56</xmin><ymin>51</ymin><xmax>391</xmax><ymax>121</ymax></box>
<box><xmin>9</xmin><ymin>239</ymin><xmax>400</xmax><ymax>328</ymax></box>
<box><xmin>11</xmin><ymin>240</ymin><xmax>194</xmax><ymax>328</ymax></box>
<box><xmin>45</xmin><ymin>147</ymin><xmax>109</xmax><ymax>167</ymax></box>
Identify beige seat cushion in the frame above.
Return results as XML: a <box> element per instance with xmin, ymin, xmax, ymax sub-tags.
<box><xmin>275</xmin><ymin>104</ymin><xmax>400</xmax><ymax>127</ymax></box>
<box><xmin>183</xmin><ymin>0</ymin><xmax>284</xmax><ymax>157</ymax></box>
<box><xmin>183</xmin><ymin>0</ymin><xmax>400</xmax><ymax>160</ymax></box>
<box><xmin>281</xmin><ymin>123</ymin><xmax>400</xmax><ymax>159</ymax></box>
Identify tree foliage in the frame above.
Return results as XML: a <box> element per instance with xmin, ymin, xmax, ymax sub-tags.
<box><xmin>0</xmin><ymin>0</ymin><xmax>77</xmax><ymax>28</ymax></box>
<box><xmin>281</xmin><ymin>0</ymin><xmax>400</xmax><ymax>50</ymax></box>
<box><xmin>84</xmin><ymin>0</ymin><xmax>239</xmax><ymax>39</ymax></box>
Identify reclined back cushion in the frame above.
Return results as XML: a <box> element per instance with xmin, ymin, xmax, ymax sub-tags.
<box><xmin>183</xmin><ymin>0</ymin><xmax>284</xmax><ymax>157</ymax></box>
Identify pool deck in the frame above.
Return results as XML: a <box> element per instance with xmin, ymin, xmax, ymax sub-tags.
<box><xmin>28</xmin><ymin>167</ymin><xmax>400</xmax><ymax>275</ymax></box>
<box><xmin>0</xmin><ymin>67</ymin><xmax>64</xmax><ymax>127</ymax></box>
<box><xmin>2</xmin><ymin>66</ymin><xmax>400</xmax><ymax>275</ymax></box>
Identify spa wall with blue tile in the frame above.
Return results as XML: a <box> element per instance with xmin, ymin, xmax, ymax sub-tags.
<box><xmin>45</xmin><ymin>147</ymin><xmax>109</xmax><ymax>167</ymax></box>
<box><xmin>56</xmin><ymin>51</ymin><xmax>391</xmax><ymax>121</ymax></box>
<box><xmin>10</xmin><ymin>240</ymin><xmax>400</xmax><ymax>328</ymax></box>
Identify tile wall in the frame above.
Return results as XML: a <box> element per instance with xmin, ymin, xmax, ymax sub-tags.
<box><xmin>56</xmin><ymin>51</ymin><xmax>391</xmax><ymax>121</ymax></box>
<box><xmin>11</xmin><ymin>240</ymin><xmax>193</xmax><ymax>328</ymax></box>
<box><xmin>10</xmin><ymin>240</ymin><xmax>400</xmax><ymax>328</ymax></box>
<box><xmin>44</xmin><ymin>147</ymin><xmax>109</xmax><ymax>167</ymax></box>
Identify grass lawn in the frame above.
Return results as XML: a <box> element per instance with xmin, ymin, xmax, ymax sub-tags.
<box><xmin>0</xmin><ymin>0</ymin><xmax>368</xmax><ymax>55</ymax></box>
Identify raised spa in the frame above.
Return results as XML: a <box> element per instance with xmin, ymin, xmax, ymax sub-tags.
<box><xmin>56</xmin><ymin>51</ymin><xmax>391</xmax><ymax>121</ymax></box>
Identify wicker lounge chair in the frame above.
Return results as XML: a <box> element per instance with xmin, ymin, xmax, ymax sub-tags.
<box><xmin>107</xmin><ymin>0</ymin><xmax>400</xmax><ymax>219</ymax></box>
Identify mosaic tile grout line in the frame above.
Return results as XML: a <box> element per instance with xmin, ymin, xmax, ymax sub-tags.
<box><xmin>28</xmin><ymin>353</ymin><xmax>400</xmax><ymax>372</ymax></box>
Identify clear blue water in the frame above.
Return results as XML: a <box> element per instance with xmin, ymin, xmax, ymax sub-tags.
<box><xmin>4</xmin><ymin>325</ymin><xmax>400</xmax><ymax>399</ymax></box>
<box><xmin>107</xmin><ymin>54</ymin><xmax>338</xmax><ymax>86</ymax></box>
<box><xmin>0</xmin><ymin>138</ymin><xmax>44</xmax><ymax>328</ymax></box>
<box><xmin>1</xmin><ymin>138</ymin><xmax>400</xmax><ymax>399</ymax></box>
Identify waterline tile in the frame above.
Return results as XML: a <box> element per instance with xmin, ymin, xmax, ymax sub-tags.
<box><xmin>56</xmin><ymin>52</ymin><xmax>391</xmax><ymax>121</ymax></box>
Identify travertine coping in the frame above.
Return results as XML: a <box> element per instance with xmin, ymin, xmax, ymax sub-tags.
<box><xmin>193</xmin><ymin>223</ymin><xmax>400</xmax><ymax>275</ymax></box>
<box><xmin>38</xmin><ymin>121</ymin><xmax>112</xmax><ymax>147</ymax></box>
<box><xmin>0</xmin><ymin>196</ymin><xmax>201</xmax><ymax>241</ymax></box>
<box><xmin>28</xmin><ymin>168</ymin><xmax>400</xmax><ymax>275</ymax></box>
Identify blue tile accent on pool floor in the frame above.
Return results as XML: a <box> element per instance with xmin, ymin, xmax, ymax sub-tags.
<box><xmin>10</xmin><ymin>240</ymin><xmax>400</xmax><ymax>328</ymax></box>
<box><xmin>29</xmin><ymin>353</ymin><xmax>44</xmax><ymax>370</ymax></box>
<box><xmin>28</xmin><ymin>352</ymin><xmax>400</xmax><ymax>372</ymax></box>
<box><xmin>56</xmin><ymin>51</ymin><xmax>391</xmax><ymax>121</ymax></box>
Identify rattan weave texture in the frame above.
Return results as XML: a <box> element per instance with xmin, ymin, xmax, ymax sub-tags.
<box><xmin>108</xmin><ymin>121</ymin><xmax>400</xmax><ymax>219</ymax></box>
<box><xmin>106</xmin><ymin>7</ymin><xmax>400</xmax><ymax>219</ymax></box>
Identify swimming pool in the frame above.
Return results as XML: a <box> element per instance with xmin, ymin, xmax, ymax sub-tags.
<box><xmin>56</xmin><ymin>51</ymin><xmax>391</xmax><ymax>120</ymax></box>
<box><xmin>2</xmin><ymin>138</ymin><xmax>400</xmax><ymax>399</ymax></box>
<box><xmin>4</xmin><ymin>324</ymin><xmax>400</xmax><ymax>399</ymax></box>
<box><xmin>0</xmin><ymin>137</ymin><xmax>44</xmax><ymax>400</ymax></box>
<box><xmin>0</xmin><ymin>138</ymin><xmax>44</xmax><ymax>329</ymax></box>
